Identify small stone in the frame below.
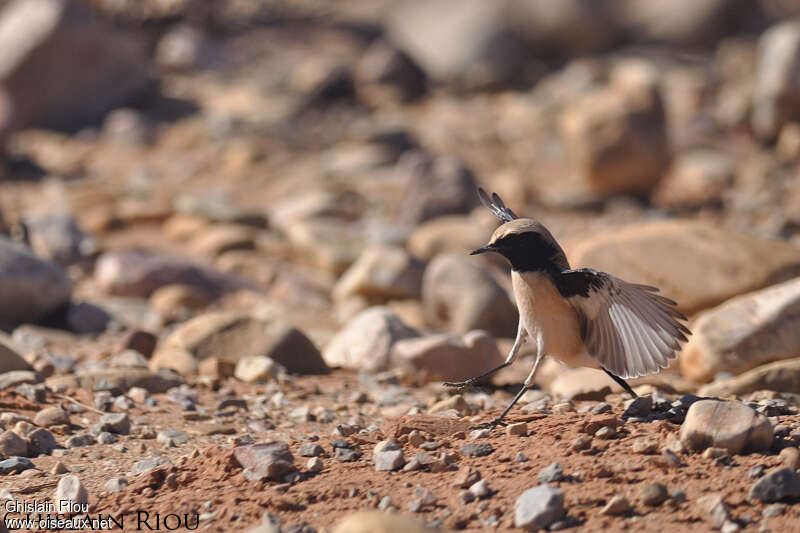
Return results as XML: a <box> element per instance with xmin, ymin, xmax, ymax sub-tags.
<box><xmin>469</xmin><ymin>429</ymin><xmax>491</xmax><ymax>440</ymax></box>
<box><xmin>374</xmin><ymin>450</ymin><xmax>405</xmax><ymax>471</ymax></box>
<box><xmin>779</xmin><ymin>447</ymin><xmax>800</xmax><ymax>469</ymax></box>
<box><xmin>469</xmin><ymin>479</ymin><xmax>490</xmax><ymax>499</ymax></box>
<box><xmin>514</xmin><ymin>485</ymin><xmax>565</xmax><ymax>530</ymax></box>
<box><xmin>515</xmin><ymin>452</ymin><xmax>529</xmax><ymax>463</ymax></box>
<box><xmin>538</xmin><ymin>462</ymin><xmax>564</xmax><ymax>483</ymax></box>
<box><xmin>551</xmin><ymin>402</ymin><xmax>575</xmax><ymax>415</ymax></box>
<box><xmin>460</xmin><ymin>443</ymin><xmax>493</xmax><ymax>457</ymax></box>
<box><xmin>702</xmin><ymin>447</ymin><xmax>730</xmax><ymax>460</ymax></box>
<box><xmin>632</xmin><ymin>439</ymin><xmax>658</xmax><ymax>454</ymax></box>
<box><xmin>374</xmin><ymin>440</ymin><xmax>402</xmax><ymax>453</ymax></box>
<box><xmin>696</xmin><ymin>493</ymin><xmax>731</xmax><ymax>529</ymax></box>
<box><xmin>721</xmin><ymin>520</ymin><xmax>740</xmax><ymax>533</ymax></box>
<box><xmin>335</xmin><ymin>448</ymin><xmax>361</xmax><ymax>462</ymax></box>
<box><xmin>33</xmin><ymin>406</ymin><xmax>70</xmax><ymax>428</ymax></box>
<box><xmin>640</xmin><ymin>483</ymin><xmax>669</xmax><ymax>506</ymax></box>
<box><xmin>157</xmin><ymin>430</ymin><xmax>190</xmax><ymax>447</ymax></box>
<box><xmin>97</xmin><ymin>432</ymin><xmax>117</xmax><ymax>445</ymax></box>
<box><xmin>748</xmin><ymin>466</ymin><xmax>766</xmax><ymax>478</ymax></box>
<box><xmin>130</xmin><ymin>457</ymin><xmax>170</xmax><ymax>475</ymax></box>
<box><xmin>234</xmin><ymin>356</ymin><xmax>280</xmax><ymax>383</ymax></box>
<box><xmin>407</xmin><ymin>430</ymin><xmax>425</xmax><ymax>446</ymax></box>
<box><xmin>234</xmin><ymin>442</ymin><xmax>296</xmax><ymax>482</ymax></box>
<box><xmin>623</xmin><ymin>396</ymin><xmax>652</xmax><ymax>418</ymax></box>
<box><xmin>749</xmin><ymin>467</ymin><xmax>800</xmax><ymax>502</ymax></box>
<box><xmin>0</xmin><ymin>457</ymin><xmax>34</xmax><ymax>474</ymax></box>
<box><xmin>51</xmin><ymin>461</ymin><xmax>68</xmax><ymax>475</ymax></box>
<box><xmin>506</xmin><ymin>422</ymin><xmax>528</xmax><ymax>437</ymax></box>
<box><xmin>0</xmin><ymin>430</ymin><xmax>28</xmax><ymax>457</ymax></box>
<box><xmin>298</xmin><ymin>444</ymin><xmax>324</xmax><ymax>457</ymax></box>
<box><xmin>571</xmin><ymin>436</ymin><xmax>591</xmax><ymax>451</ymax></box>
<box><xmin>580</xmin><ymin>414</ymin><xmax>617</xmax><ymax>435</ymax></box>
<box><xmin>306</xmin><ymin>457</ymin><xmax>324</xmax><ymax>473</ymax></box>
<box><xmin>601</xmin><ymin>494</ymin><xmax>630</xmax><ymax>516</ymax></box>
<box><xmin>763</xmin><ymin>503</ymin><xmax>787</xmax><ymax>517</ymax></box>
<box><xmin>591</xmin><ymin>402</ymin><xmax>612</xmax><ymax>414</ymax></box>
<box><xmin>105</xmin><ymin>477</ymin><xmax>128</xmax><ymax>493</ymax></box>
<box><xmin>54</xmin><ymin>475</ymin><xmax>88</xmax><ymax>509</ymax></box>
<box><xmin>459</xmin><ymin>490</ymin><xmax>475</xmax><ymax>504</ymax></box>
<box><xmin>453</xmin><ymin>466</ymin><xmax>481</xmax><ymax>488</ymax></box>
<box><xmin>98</xmin><ymin>413</ymin><xmax>131</xmax><ymax>435</ymax></box>
<box><xmin>680</xmin><ymin>400</ymin><xmax>773</xmax><ymax>455</ymax></box>
<box><xmin>661</xmin><ymin>449</ymin><xmax>682</xmax><ymax>468</ymax></box>
<box><xmin>595</xmin><ymin>426</ymin><xmax>617</xmax><ymax>439</ymax></box>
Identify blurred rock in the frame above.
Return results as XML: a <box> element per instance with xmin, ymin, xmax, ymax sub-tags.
<box><xmin>0</xmin><ymin>0</ymin><xmax>152</xmax><ymax>137</ymax></box>
<box><xmin>407</xmin><ymin>214</ymin><xmax>492</xmax><ymax>261</ymax></box>
<box><xmin>752</xmin><ymin>20</ymin><xmax>800</xmax><ymax>142</ymax></box>
<box><xmin>569</xmin><ymin>220</ymin><xmax>800</xmax><ymax>314</ymax></box>
<box><xmin>153</xmin><ymin>313</ymin><xmax>327</xmax><ymax>375</ymax></box>
<box><xmin>0</xmin><ymin>237</ymin><xmax>71</xmax><ymax>327</ymax></box>
<box><xmin>234</xmin><ymin>441</ymin><xmax>295</xmax><ymax>482</ymax></box>
<box><xmin>391</xmin><ymin>330</ymin><xmax>504</xmax><ymax>382</ymax></box>
<box><xmin>776</xmin><ymin>122</ymin><xmax>800</xmax><ymax>161</ymax></box>
<box><xmin>149</xmin><ymin>283</ymin><xmax>213</xmax><ymax>323</ymax></box>
<box><xmin>652</xmin><ymin>149</ymin><xmax>734</xmax><ymax>209</ymax></box>
<box><xmin>696</xmin><ymin>494</ymin><xmax>732</xmax><ymax>530</ymax></box>
<box><xmin>323</xmin><ymin>306</ymin><xmax>419</xmax><ymax>372</ymax></box>
<box><xmin>22</xmin><ymin>212</ymin><xmax>95</xmax><ymax>266</ymax></box>
<box><xmin>0</xmin><ymin>333</ymin><xmax>31</xmax><ymax>374</ymax></box>
<box><xmin>355</xmin><ymin>40</ymin><xmax>427</xmax><ymax>105</ymax></box>
<box><xmin>174</xmin><ymin>192</ymin><xmax>268</xmax><ymax>228</ymax></box>
<box><xmin>332</xmin><ymin>511</ymin><xmax>433</xmax><ymax>533</ymax></box>
<box><xmin>681</xmin><ymin>278</ymin><xmax>800</xmax><ymax>382</ymax></box>
<box><xmin>286</xmin><ymin>218</ymin><xmax>364</xmax><ymax>275</ymax></box>
<box><xmin>397</xmin><ymin>152</ymin><xmax>478</xmax><ymax>225</ymax></box>
<box><xmin>559</xmin><ymin>60</ymin><xmax>670</xmax><ymax>198</ymax></box>
<box><xmin>65</xmin><ymin>301</ymin><xmax>113</xmax><ymax>334</ymax></box>
<box><xmin>234</xmin><ymin>356</ymin><xmax>279</xmax><ymax>383</ymax></box>
<box><xmin>698</xmin><ymin>358</ymin><xmax>800</xmax><ymax>397</ymax></box>
<box><xmin>749</xmin><ymin>467</ymin><xmax>800</xmax><ymax>502</ymax></box>
<box><xmin>155</xmin><ymin>24</ymin><xmax>203</xmax><ymax>71</ymax></box>
<box><xmin>680</xmin><ymin>400</ymin><xmax>773</xmax><ymax>454</ymax></box>
<box><xmin>46</xmin><ymin>368</ymin><xmax>182</xmax><ymax>394</ymax></box>
<box><xmin>422</xmin><ymin>253</ymin><xmax>517</xmax><ymax>338</ymax></box>
<box><xmin>103</xmin><ymin>108</ymin><xmax>152</xmax><ymax>146</ymax></box>
<box><xmin>95</xmin><ymin>249</ymin><xmax>247</xmax><ymax>298</ymax></box>
<box><xmin>547</xmin><ymin>367</ymin><xmax>618</xmax><ymax>401</ymax></box>
<box><xmin>333</xmin><ymin>245</ymin><xmax>424</xmax><ymax>303</ymax></box>
<box><xmin>114</xmin><ymin>330</ymin><xmax>157</xmax><ymax>358</ymax></box>
<box><xmin>189</xmin><ymin>224</ymin><xmax>256</xmax><ymax>257</ymax></box>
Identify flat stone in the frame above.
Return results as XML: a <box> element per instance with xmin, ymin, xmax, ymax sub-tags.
<box><xmin>749</xmin><ymin>467</ymin><xmax>800</xmax><ymax>502</ymax></box>
<box><xmin>460</xmin><ymin>443</ymin><xmax>493</xmax><ymax>457</ymax></box>
<box><xmin>298</xmin><ymin>444</ymin><xmax>324</xmax><ymax>457</ymax></box>
<box><xmin>514</xmin><ymin>485</ymin><xmax>565</xmax><ymax>531</ymax></box>
<box><xmin>28</xmin><ymin>428</ymin><xmax>57</xmax><ymax>455</ymax></box>
<box><xmin>156</xmin><ymin>430</ymin><xmax>189</xmax><ymax>446</ymax></box>
<box><xmin>0</xmin><ymin>457</ymin><xmax>34</xmax><ymax>474</ymax></box>
<box><xmin>46</xmin><ymin>368</ymin><xmax>183</xmax><ymax>394</ymax></box>
<box><xmin>234</xmin><ymin>441</ymin><xmax>296</xmax><ymax>482</ymax></box>
<box><xmin>623</xmin><ymin>396</ymin><xmax>652</xmax><ymax>418</ymax></box>
<box><xmin>33</xmin><ymin>406</ymin><xmax>69</xmax><ymax>428</ymax></box>
<box><xmin>679</xmin><ymin>400</ymin><xmax>773</xmax><ymax>454</ymax></box>
<box><xmin>0</xmin><ymin>370</ymin><xmax>41</xmax><ymax>389</ymax></box>
<box><xmin>65</xmin><ymin>434</ymin><xmax>96</xmax><ymax>448</ymax></box>
<box><xmin>374</xmin><ymin>450</ymin><xmax>405</xmax><ymax>471</ymax></box>
<box><xmin>130</xmin><ymin>457</ymin><xmax>170</xmax><ymax>476</ymax></box>
<box><xmin>699</xmin><ymin>357</ymin><xmax>800</xmax><ymax>397</ymax></box>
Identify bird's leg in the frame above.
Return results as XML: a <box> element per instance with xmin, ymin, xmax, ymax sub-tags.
<box><xmin>443</xmin><ymin>322</ymin><xmax>527</xmax><ymax>391</ymax></box>
<box><xmin>475</xmin><ymin>335</ymin><xmax>544</xmax><ymax>429</ymax></box>
<box><xmin>601</xmin><ymin>368</ymin><xmax>638</xmax><ymax>398</ymax></box>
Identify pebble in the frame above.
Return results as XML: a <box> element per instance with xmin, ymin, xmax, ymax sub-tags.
<box><xmin>51</xmin><ymin>461</ymin><xmax>69</xmax><ymax>474</ymax></box>
<box><xmin>298</xmin><ymin>444</ymin><xmax>325</xmax><ymax>457</ymax></box>
<box><xmin>468</xmin><ymin>479</ymin><xmax>490</xmax><ymax>499</ymax></box>
<box><xmin>54</xmin><ymin>475</ymin><xmax>88</xmax><ymax>508</ymax></box>
<box><xmin>157</xmin><ymin>429</ymin><xmax>190</xmax><ymax>447</ymax></box>
<box><xmin>334</xmin><ymin>448</ymin><xmax>361</xmax><ymax>462</ymax></box>
<box><xmin>515</xmin><ymin>452</ymin><xmax>529</xmax><ymax>463</ymax></box>
<box><xmin>538</xmin><ymin>462</ymin><xmax>564</xmax><ymax>483</ymax></box>
<box><xmin>514</xmin><ymin>485</ymin><xmax>565</xmax><ymax>530</ymax></box>
<box><xmin>234</xmin><ymin>442</ymin><xmax>296</xmax><ymax>482</ymax></box>
<box><xmin>97</xmin><ymin>413</ymin><xmax>131</xmax><ymax>435</ymax></box>
<box><xmin>0</xmin><ymin>430</ymin><xmax>28</xmax><ymax>457</ymax></box>
<box><xmin>571</xmin><ymin>436</ymin><xmax>591</xmax><ymax>451</ymax></box>
<box><xmin>595</xmin><ymin>426</ymin><xmax>617</xmax><ymax>439</ymax></box>
<box><xmin>460</xmin><ymin>443</ymin><xmax>493</xmax><ymax>457</ymax></box>
<box><xmin>601</xmin><ymin>494</ymin><xmax>630</xmax><ymax>516</ymax></box>
<box><xmin>33</xmin><ymin>406</ymin><xmax>70</xmax><ymax>427</ymax></box>
<box><xmin>749</xmin><ymin>467</ymin><xmax>800</xmax><ymax>502</ymax></box>
<box><xmin>28</xmin><ymin>428</ymin><xmax>58</xmax><ymax>455</ymax></box>
<box><xmin>306</xmin><ymin>457</ymin><xmax>324</xmax><ymax>473</ymax></box>
<box><xmin>779</xmin><ymin>446</ymin><xmax>800</xmax><ymax>469</ymax></box>
<box><xmin>591</xmin><ymin>402</ymin><xmax>612</xmax><ymax>414</ymax></box>
<box><xmin>748</xmin><ymin>466</ymin><xmax>766</xmax><ymax>478</ymax></box>
<box><xmin>640</xmin><ymin>483</ymin><xmax>669</xmax><ymax>506</ymax></box>
<box><xmin>679</xmin><ymin>400</ymin><xmax>773</xmax><ymax>454</ymax></box>
<box><xmin>468</xmin><ymin>429</ymin><xmax>491</xmax><ymax>440</ymax></box>
<box><xmin>696</xmin><ymin>493</ymin><xmax>731</xmax><ymax>529</ymax></box>
<box><xmin>763</xmin><ymin>503</ymin><xmax>787</xmax><ymax>517</ymax></box>
<box><xmin>623</xmin><ymin>396</ymin><xmax>652</xmax><ymax>418</ymax></box>
<box><xmin>453</xmin><ymin>466</ymin><xmax>481</xmax><ymax>488</ymax></box>
<box><xmin>105</xmin><ymin>477</ymin><xmax>128</xmax><ymax>493</ymax></box>
<box><xmin>130</xmin><ymin>457</ymin><xmax>170</xmax><ymax>475</ymax></box>
<box><xmin>97</xmin><ymin>432</ymin><xmax>118</xmax><ymax>445</ymax></box>
<box><xmin>374</xmin><ymin>450</ymin><xmax>405</xmax><ymax>471</ymax></box>
<box><xmin>506</xmin><ymin>422</ymin><xmax>528</xmax><ymax>437</ymax></box>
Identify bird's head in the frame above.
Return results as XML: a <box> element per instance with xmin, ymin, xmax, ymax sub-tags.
<box><xmin>471</xmin><ymin>219</ymin><xmax>570</xmax><ymax>272</ymax></box>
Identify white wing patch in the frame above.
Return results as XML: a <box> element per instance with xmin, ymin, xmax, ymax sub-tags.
<box><xmin>567</xmin><ymin>273</ymin><xmax>690</xmax><ymax>379</ymax></box>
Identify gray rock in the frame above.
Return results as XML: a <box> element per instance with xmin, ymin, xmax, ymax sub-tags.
<box><xmin>54</xmin><ymin>475</ymin><xmax>87</xmax><ymax>510</ymax></box>
<box><xmin>514</xmin><ymin>485</ymin><xmax>565</xmax><ymax>531</ymax></box>
<box><xmin>623</xmin><ymin>396</ymin><xmax>652</xmax><ymax>418</ymax></box>
<box><xmin>155</xmin><ymin>24</ymin><xmax>203</xmax><ymax>71</ymax></box>
<box><xmin>0</xmin><ymin>238</ymin><xmax>71</xmax><ymax>327</ymax></box>
<box><xmin>0</xmin><ymin>457</ymin><xmax>34</xmax><ymax>474</ymax></box>
<box><xmin>65</xmin><ymin>302</ymin><xmax>113</xmax><ymax>334</ymax></box>
<box><xmin>33</xmin><ymin>406</ymin><xmax>69</xmax><ymax>428</ymax></box>
<box><xmin>749</xmin><ymin>467</ymin><xmax>800</xmax><ymax>502</ymax></box>
<box><xmin>156</xmin><ymin>430</ymin><xmax>189</xmax><ymax>446</ymax></box>
<box><xmin>682</xmin><ymin>278</ymin><xmax>800</xmax><ymax>382</ymax></box>
<box><xmin>234</xmin><ymin>442</ymin><xmax>296</xmax><ymax>482</ymax></box>
<box><xmin>679</xmin><ymin>400</ymin><xmax>773</xmax><ymax>455</ymax></box>
<box><xmin>334</xmin><ymin>448</ymin><xmax>361</xmax><ymax>462</ymax></box>
<box><xmin>752</xmin><ymin>20</ymin><xmax>800</xmax><ymax>141</ymax></box>
<box><xmin>460</xmin><ymin>443</ymin><xmax>493</xmax><ymax>457</ymax></box>
<box><xmin>130</xmin><ymin>457</ymin><xmax>170</xmax><ymax>476</ymax></box>
<box><xmin>323</xmin><ymin>306</ymin><xmax>419</xmax><ymax>372</ymax></box>
<box><xmin>640</xmin><ymin>483</ymin><xmax>669</xmax><ymax>506</ymax></box>
<box><xmin>46</xmin><ymin>368</ymin><xmax>183</xmax><ymax>394</ymax></box>
<box><xmin>298</xmin><ymin>444</ymin><xmax>324</xmax><ymax>457</ymax></box>
<box><xmin>600</xmin><ymin>494</ymin><xmax>630</xmax><ymax>516</ymax></box>
<box><xmin>469</xmin><ymin>479</ymin><xmax>490</xmax><ymax>499</ymax></box>
<box><xmin>696</xmin><ymin>493</ymin><xmax>731</xmax><ymax>529</ymax></box>
<box><xmin>27</xmin><ymin>428</ymin><xmax>57</xmax><ymax>455</ymax></box>
<box><xmin>65</xmin><ymin>434</ymin><xmax>96</xmax><ymax>448</ymax></box>
<box><xmin>98</xmin><ymin>413</ymin><xmax>130</xmax><ymax>435</ymax></box>
<box><xmin>23</xmin><ymin>212</ymin><xmax>94</xmax><ymax>266</ymax></box>
<box><xmin>422</xmin><ymin>253</ymin><xmax>517</xmax><ymax>338</ymax></box>
<box><xmin>0</xmin><ymin>370</ymin><xmax>40</xmax><ymax>389</ymax></box>
<box><xmin>0</xmin><ymin>431</ymin><xmax>27</xmax><ymax>457</ymax></box>
<box><xmin>538</xmin><ymin>462</ymin><xmax>564</xmax><ymax>483</ymax></box>
<box><xmin>104</xmin><ymin>477</ymin><xmax>128</xmax><ymax>493</ymax></box>
<box><xmin>374</xmin><ymin>450</ymin><xmax>405</xmax><ymax>471</ymax></box>
<box><xmin>0</xmin><ymin>333</ymin><xmax>31</xmax><ymax>375</ymax></box>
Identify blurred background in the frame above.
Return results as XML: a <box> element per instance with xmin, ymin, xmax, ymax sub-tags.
<box><xmin>2</xmin><ymin>0</ymin><xmax>800</xmax><ymax>396</ymax></box>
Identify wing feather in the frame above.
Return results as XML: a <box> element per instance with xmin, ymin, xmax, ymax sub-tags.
<box><xmin>477</xmin><ymin>187</ymin><xmax>518</xmax><ymax>223</ymax></box>
<box><xmin>560</xmin><ymin>269</ymin><xmax>690</xmax><ymax>379</ymax></box>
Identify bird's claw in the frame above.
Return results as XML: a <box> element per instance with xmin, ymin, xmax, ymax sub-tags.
<box><xmin>471</xmin><ymin>418</ymin><xmax>507</xmax><ymax>430</ymax></box>
<box><xmin>443</xmin><ymin>380</ymin><xmax>473</xmax><ymax>392</ymax></box>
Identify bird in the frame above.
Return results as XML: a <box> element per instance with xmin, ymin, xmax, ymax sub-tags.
<box><xmin>444</xmin><ymin>188</ymin><xmax>691</xmax><ymax>428</ymax></box>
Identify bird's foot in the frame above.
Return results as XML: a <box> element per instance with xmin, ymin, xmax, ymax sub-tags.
<box><xmin>442</xmin><ymin>378</ymin><xmax>477</xmax><ymax>392</ymax></box>
<box><xmin>470</xmin><ymin>418</ymin><xmax>507</xmax><ymax>430</ymax></box>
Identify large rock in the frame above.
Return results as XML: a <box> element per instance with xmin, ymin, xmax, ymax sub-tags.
<box><xmin>152</xmin><ymin>313</ymin><xmax>327</xmax><ymax>375</ymax></box>
<box><xmin>390</xmin><ymin>330</ymin><xmax>504</xmax><ymax>382</ymax></box>
<box><xmin>332</xmin><ymin>511</ymin><xmax>435</xmax><ymax>533</ymax></box>
<box><xmin>699</xmin><ymin>358</ymin><xmax>800</xmax><ymax>397</ymax></box>
<box><xmin>680</xmin><ymin>277</ymin><xmax>800</xmax><ymax>382</ymax></box>
<box><xmin>559</xmin><ymin>60</ymin><xmax>670</xmax><ymax>198</ymax></box>
<box><xmin>514</xmin><ymin>485</ymin><xmax>565</xmax><ymax>531</ymax></box>
<box><xmin>334</xmin><ymin>245</ymin><xmax>424</xmax><ymax>303</ymax></box>
<box><xmin>0</xmin><ymin>333</ymin><xmax>31</xmax><ymax>374</ymax></box>
<box><xmin>422</xmin><ymin>253</ymin><xmax>517</xmax><ymax>338</ymax></box>
<box><xmin>752</xmin><ymin>20</ymin><xmax>800</xmax><ymax>142</ymax></box>
<box><xmin>0</xmin><ymin>237</ymin><xmax>72</xmax><ymax>326</ymax></box>
<box><xmin>679</xmin><ymin>400</ymin><xmax>773</xmax><ymax>455</ymax></box>
<box><xmin>323</xmin><ymin>307</ymin><xmax>419</xmax><ymax>372</ymax></box>
<box><xmin>95</xmin><ymin>249</ymin><xmax>248</xmax><ymax>298</ymax></box>
<box><xmin>0</xmin><ymin>0</ymin><xmax>152</xmax><ymax>137</ymax></box>
<box><xmin>569</xmin><ymin>220</ymin><xmax>800</xmax><ymax>314</ymax></box>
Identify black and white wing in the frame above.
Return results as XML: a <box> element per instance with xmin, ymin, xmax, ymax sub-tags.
<box><xmin>477</xmin><ymin>188</ymin><xmax>517</xmax><ymax>223</ymax></box>
<box><xmin>556</xmin><ymin>268</ymin><xmax>690</xmax><ymax>379</ymax></box>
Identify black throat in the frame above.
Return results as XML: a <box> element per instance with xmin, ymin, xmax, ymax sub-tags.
<box><xmin>495</xmin><ymin>232</ymin><xmax>567</xmax><ymax>274</ymax></box>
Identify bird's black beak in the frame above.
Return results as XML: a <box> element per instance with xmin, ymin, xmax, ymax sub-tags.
<box><xmin>470</xmin><ymin>244</ymin><xmax>494</xmax><ymax>255</ymax></box>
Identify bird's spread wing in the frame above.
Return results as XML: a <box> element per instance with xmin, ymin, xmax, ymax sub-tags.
<box><xmin>478</xmin><ymin>187</ymin><xmax>517</xmax><ymax>223</ymax></box>
<box><xmin>556</xmin><ymin>268</ymin><xmax>690</xmax><ymax>379</ymax></box>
